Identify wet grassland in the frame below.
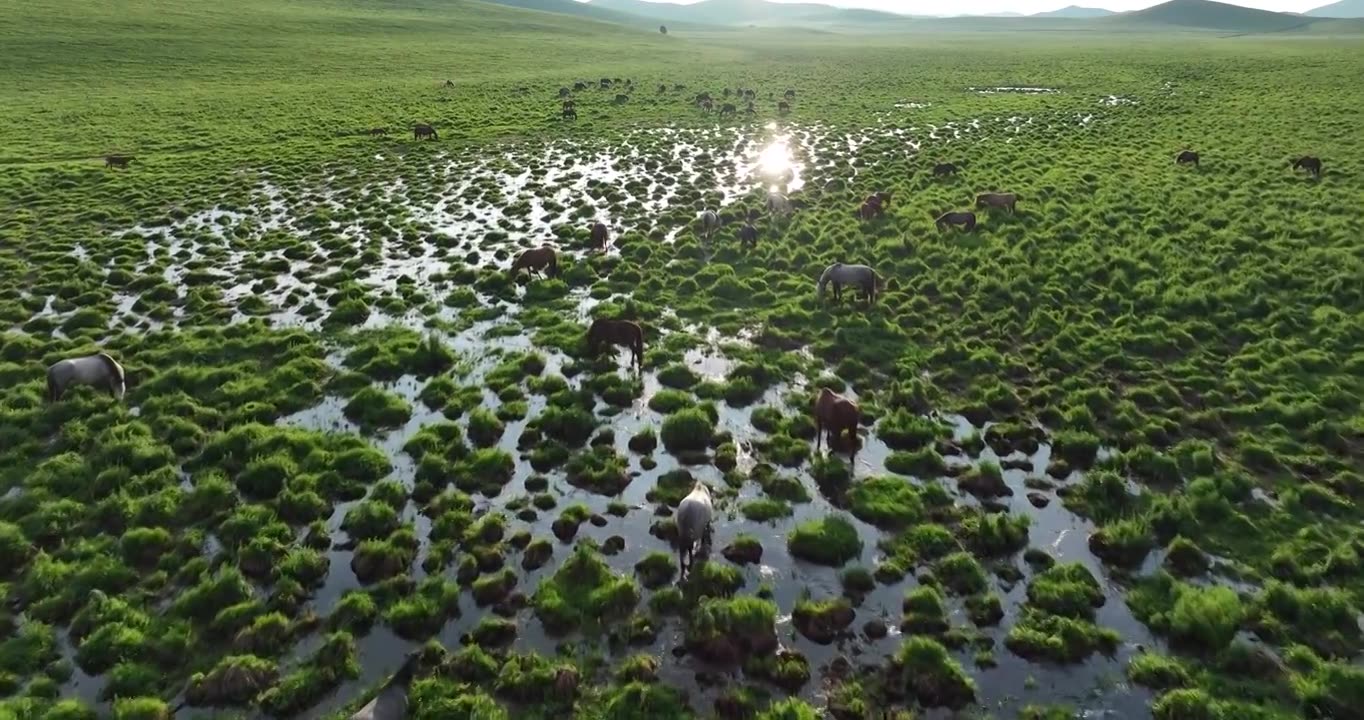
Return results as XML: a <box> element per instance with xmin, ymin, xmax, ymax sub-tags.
<box><xmin>3</xmin><ymin>3</ymin><xmax>1364</xmax><ymax>719</ymax></box>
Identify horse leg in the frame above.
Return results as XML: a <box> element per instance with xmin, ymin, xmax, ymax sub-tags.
<box><xmin>815</xmin><ymin>417</ymin><xmax>823</xmax><ymax>453</ymax></box>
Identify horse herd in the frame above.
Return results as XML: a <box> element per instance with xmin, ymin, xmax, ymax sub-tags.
<box><xmin>1176</xmin><ymin>149</ymin><xmax>1323</xmax><ymax>179</ymax></box>
<box><xmin>556</xmin><ymin>79</ymin><xmax>797</xmax><ymax>121</ymax></box>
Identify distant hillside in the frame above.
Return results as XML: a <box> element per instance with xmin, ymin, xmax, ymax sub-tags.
<box><xmin>585</xmin><ymin>0</ymin><xmax>908</xmax><ymax>26</ymax></box>
<box><xmin>1305</xmin><ymin>0</ymin><xmax>1364</xmax><ymax>17</ymax></box>
<box><xmin>484</xmin><ymin>0</ymin><xmax>683</xmax><ymax>27</ymax></box>
<box><xmin>1033</xmin><ymin>5</ymin><xmax>1115</xmax><ymax>18</ymax></box>
<box><xmin>1101</xmin><ymin>0</ymin><xmax>1312</xmax><ymax>30</ymax></box>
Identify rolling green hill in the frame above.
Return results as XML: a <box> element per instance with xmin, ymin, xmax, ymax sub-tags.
<box><xmin>1033</xmin><ymin>5</ymin><xmax>1116</xmax><ymax>17</ymax></box>
<box><xmin>587</xmin><ymin>0</ymin><xmax>910</xmax><ymax>26</ymax></box>
<box><xmin>1101</xmin><ymin>0</ymin><xmax>1314</xmax><ymax>31</ymax></box>
<box><xmin>1305</xmin><ymin>0</ymin><xmax>1364</xmax><ymax>17</ymax></box>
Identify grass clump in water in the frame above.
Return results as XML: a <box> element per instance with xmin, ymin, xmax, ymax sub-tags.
<box><xmin>565</xmin><ymin>446</ymin><xmax>630</xmax><ymax>495</ymax></box>
<box><xmin>532</xmin><ymin>544</ymin><xmax>639</xmax><ymax>633</ymax></box>
<box><xmin>343</xmin><ymin>387</ymin><xmax>412</xmax><ymax>432</ymax></box>
<box><xmin>787</xmin><ymin>515</ymin><xmax>862</xmax><ymax>566</ymax></box>
<box><xmin>685</xmin><ymin>596</ymin><xmax>778</xmax><ymax>664</ymax></box>
<box><xmin>847</xmin><ymin>476</ymin><xmax>923</xmax><ymax>528</ymax></box>
<box><xmin>660</xmin><ymin>407</ymin><xmax>715</xmax><ymax>455</ymax></box>
<box><xmin>889</xmin><ymin>636</ymin><xmax>976</xmax><ymax>709</ymax></box>
<box><xmin>934</xmin><ymin>552</ymin><xmax>988</xmax><ymax>595</ymax></box>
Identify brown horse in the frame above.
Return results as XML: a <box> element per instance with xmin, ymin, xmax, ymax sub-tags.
<box><xmin>814</xmin><ymin>388</ymin><xmax>860</xmax><ymax>459</ymax></box>
<box><xmin>614</xmin><ymin>94</ymin><xmax>629</xmax><ymax>104</ymax></box>
<box><xmin>590</xmin><ymin>222</ymin><xmax>610</xmax><ymax>250</ymax></box>
<box><xmin>858</xmin><ymin>199</ymin><xmax>885</xmax><ymax>220</ymax></box>
<box><xmin>936</xmin><ymin>211</ymin><xmax>976</xmax><ymax>232</ymax></box>
<box><xmin>587</xmin><ymin>318</ymin><xmax>643</xmax><ymax>369</ymax></box>
<box><xmin>784</xmin><ymin>89</ymin><xmax>796</xmax><ymax>100</ymax></box>
<box><xmin>745</xmin><ymin>102</ymin><xmax>756</xmax><ymax>115</ymax></box>
<box><xmin>933</xmin><ymin>162</ymin><xmax>959</xmax><ymax>177</ymax></box>
<box><xmin>778</xmin><ymin>101</ymin><xmax>791</xmax><ymax>115</ymax></box>
<box><xmin>104</xmin><ymin>155</ymin><xmax>135</xmax><ymax>169</ymax></box>
<box><xmin>413</xmin><ymin>124</ymin><xmax>438</xmax><ymax>140</ymax></box>
<box><xmin>1175</xmin><ymin>150</ymin><xmax>1199</xmax><ymax>166</ymax></box>
<box><xmin>975</xmin><ymin>192</ymin><xmax>1017</xmax><ymax>213</ymax></box>
<box><xmin>1292</xmin><ymin>156</ymin><xmax>1322</xmax><ymax>179</ymax></box>
<box><xmin>864</xmin><ymin>192</ymin><xmax>892</xmax><ymax>210</ymax></box>
<box><xmin>562</xmin><ymin>107</ymin><xmax>577</xmax><ymax>121</ymax></box>
<box><xmin>559</xmin><ymin>87</ymin><xmax>571</xmax><ymax>98</ymax></box>
<box><xmin>443</xmin><ymin>80</ymin><xmax>455</xmax><ymax>88</ymax></box>
<box><xmin>720</xmin><ymin>103</ymin><xmax>737</xmax><ymax>116</ymax></box>
<box><xmin>367</xmin><ymin>128</ymin><xmax>389</xmax><ymax>137</ymax></box>
<box><xmin>575</xmin><ymin>81</ymin><xmax>589</xmax><ymax>92</ymax></box>
<box><xmin>739</xmin><ymin>223</ymin><xmax>758</xmax><ymax>247</ymax></box>
<box><xmin>511</xmin><ymin>247</ymin><xmax>559</xmax><ymax>279</ymax></box>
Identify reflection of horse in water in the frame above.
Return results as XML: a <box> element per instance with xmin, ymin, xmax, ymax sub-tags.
<box><xmin>587</xmin><ymin>318</ymin><xmax>643</xmax><ymax>369</ymax></box>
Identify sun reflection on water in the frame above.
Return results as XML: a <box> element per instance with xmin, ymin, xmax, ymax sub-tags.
<box><xmin>752</xmin><ymin>134</ymin><xmax>802</xmax><ymax>192</ymax></box>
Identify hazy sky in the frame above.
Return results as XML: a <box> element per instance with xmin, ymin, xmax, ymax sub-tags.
<box><xmin>598</xmin><ymin>0</ymin><xmax>1329</xmax><ymax>16</ymax></box>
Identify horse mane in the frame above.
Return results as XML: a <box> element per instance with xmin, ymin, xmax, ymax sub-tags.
<box><xmin>95</xmin><ymin>352</ymin><xmax>125</xmax><ymax>384</ymax></box>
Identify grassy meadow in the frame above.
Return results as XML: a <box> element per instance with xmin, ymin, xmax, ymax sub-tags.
<box><xmin>2</xmin><ymin>0</ymin><xmax>1364</xmax><ymax>719</ymax></box>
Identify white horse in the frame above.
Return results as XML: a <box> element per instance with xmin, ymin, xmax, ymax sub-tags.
<box><xmin>698</xmin><ymin>210</ymin><xmax>721</xmax><ymax>242</ymax></box>
<box><xmin>818</xmin><ymin>263</ymin><xmax>883</xmax><ymax>304</ymax></box>
<box><xmin>349</xmin><ymin>653</ymin><xmax>420</xmax><ymax>720</ymax></box>
<box><xmin>47</xmin><ymin>352</ymin><xmax>125</xmax><ymax>402</ymax></box>
<box><xmin>675</xmin><ymin>481</ymin><xmax>713</xmax><ymax>577</ymax></box>
<box><xmin>766</xmin><ymin>192</ymin><xmax>793</xmax><ymax>217</ymax></box>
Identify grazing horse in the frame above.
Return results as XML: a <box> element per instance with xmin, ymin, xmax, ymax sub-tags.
<box><xmin>1292</xmin><ymin>156</ymin><xmax>1322</xmax><ymax>179</ymax></box>
<box><xmin>413</xmin><ymin>124</ymin><xmax>438</xmax><ymax>141</ymax></box>
<box><xmin>699</xmin><ymin>99</ymin><xmax>714</xmax><ymax>113</ymax></box>
<box><xmin>696</xmin><ymin>92</ymin><xmax>712</xmax><ymax>104</ymax></box>
<box><xmin>658</xmin><ymin>84</ymin><xmax>667</xmax><ymax>94</ymax></box>
<box><xmin>562</xmin><ymin>99</ymin><xmax>576</xmax><ymax>110</ymax></box>
<box><xmin>975</xmin><ymin>192</ymin><xmax>1018</xmax><ymax>213</ymax></box>
<box><xmin>778</xmin><ymin>101</ymin><xmax>791</xmax><ymax>115</ymax></box>
<box><xmin>574</xmin><ymin>81</ymin><xmax>588</xmax><ymax>92</ymax></box>
<box><xmin>745</xmin><ymin>102</ymin><xmax>756</xmax><ymax>115</ymax></box>
<box><xmin>614</xmin><ymin>94</ymin><xmax>629</xmax><ymax>104</ymax></box>
<box><xmin>719</xmin><ymin>103</ymin><xmax>737</xmax><ymax>116</ymax></box>
<box><xmin>814</xmin><ymin>388</ymin><xmax>860</xmax><ymax>459</ymax></box>
<box><xmin>562</xmin><ymin>107</ymin><xmax>577</xmax><ymax>120</ymax></box>
<box><xmin>367</xmin><ymin>128</ymin><xmax>389</xmax><ymax>137</ymax></box>
<box><xmin>104</xmin><ymin>155</ymin><xmax>135</xmax><ymax>169</ymax></box>
<box><xmin>698</xmin><ymin>210</ymin><xmax>721</xmax><ymax>241</ymax></box>
<box><xmin>933</xmin><ymin>162</ymin><xmax>959</xmax><ymax>177</ymax></box>
<box><xmin>590</xmin><ymin>222</ymin><xmax>610</xmax><ymax>250</ymax></box>
<box><xmin>767</xmin><ymin>192</ymin><xmax>793</xmax><ymax>217</ymax></box>
<box><xmin>510</xmin><ymin>246</ymin><xmax>559</xmax><ymax>279</ymax></box>
<box><xmin>1175</xmin><ymin>150</ymin><xmax>1199</xmax><ymax>166</ymax></box>
<box><xmin>443</xmin><ymin>80</ymin><xmax>455</xmax><ymax>88</ymax></box>
<box><xmin>723</xmin><ymin>88</ymin><xmax>732</xmax><ymax>98</ymax></box>
<box><xmin>858</xmin><ymin>199</ymin><xmax>884</xmax><ymax>220</ymax></box>
<box><xmin>936</xmin><ymin>211</ymin><xmax>977</xmax><ymax>232</ymax></box>
<box><xmin>600</xmin><ymin>78</ymin><xmax>612</xmax><ymax>89</ymax></box>
<box><xmin>784</xmin><ymin>89</ymin><xmax>796</xmax><ymax>100</ymax></box>
<box><xmin>868</xmin><ymin>191</ymin><xmax>892</xmax><ymax>209</ymax></box>
<box><xmin>739</xmin><ymin>223</ymin><xmax>759</xmax><ymax>247</ymax></box>
<box><xmin>348</xmin><ymin>653</ymin><xmax>421</xmax><ymax>720</ymax></box>
<box><xmin>587</xmin><ymin>318</ymin><xmax>644</xmax><ymax>369</ymax></box>
<box><xmin>558</xmin><ymin>87</ymin><xmax>571</xmax><ymax>98</ymax></box>
<box><xmin>47</xmin><ymin>352</ymin><xmax>126</xmax><ymax>403</ymax></box>
<box><xmin>674</xmin><ymin>481</ymin><xmax>713</xmax><ymax>578</ymax></box>
<box><xmin>818</xmin><ymin>263</ymin><xmax>882</xmax><ymax>304</ymax></box>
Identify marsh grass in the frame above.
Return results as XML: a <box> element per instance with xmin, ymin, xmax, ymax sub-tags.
<box><xmin>3</xmin><ymin>3</ymin><xmax>1364</xmax><ymax>717</ymax></box>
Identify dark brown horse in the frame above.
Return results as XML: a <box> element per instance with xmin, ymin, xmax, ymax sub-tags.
<box><xmin>413</xmin><ymin>124</ymin><xmax>438</xmax><ymax>140</ymax></box>
<box><xmin>562</xmin><ymin>107</ymin><xmax>577</xmax><ymax>120</ymax></box>
<box><xmin>745</xmin><ymin>102</ymin><xmax>756</xmax><ymax>115</ymax></box>
<box><xmin>720</xmin><ymin>103</ymin><xmax>737</xmax><ymax>116</ymax></box>
<box><xmin>1175</xmin><ymin>150</ymin><xmax>1199</xmax><ymax>166</ymax></box>
<box><xmin>778</xmin><ymin>101</ymin><xmax>791</xmax><ymax>115</ymax></box>
<box><xmin>367</xmin><ymin>128</ymin><xmax>389</xmax><ymax>137</ymax></box>
<box><xmin>1292</xmin><ymin>156</ymin><xmax>1322</xmax><ymax>179</ymax></box>
<box><xmin>814</xmin><ymin>388</ymin><xmax>860</xmax><ymax>460</ymax></box>
<box><xmin>104</xmin><ymin>155</ymin><xmax>135</xmax><ymax>169</ymax></box>
<box><xmin>574</xmin><ymin>81</ymin><xmax>588</xmax><ymax>92</ymax></box>
<box><xmin>975</xmin><ymin>192</ymin><xmax>1017</xmax><ymax>213</ymax></box>
<box><xmin>614</xmin><ymin>94</ymin><xmax>629</xmax><ymax>104</ymax></box>
<box><xmin>936</xmin><ymin>211</ymin><xmax>976</xmax><ymax>232</ymax></box>
<box><xmin>933</xmin><ymin>162</ymin><xmax>959</xmax><ymax>177</ymax></box>
<box><xmin>559</xmin><ymin>87</ymin><xmax>571</xmax><ymax>98</ymax></box>
<box><xmin>864</xmin><ymin>191</ymin><xmax>892</xmax><ymax>210</ymax></box>
<box><xmin>511</xmin><ymin>247</ymin><xmax>559</xmax><ymax>279</ymax></box>
<box><xmin>587</xmin><ymin>318</ymin><xmax>643</xmax><ymax>369</ymax></box>
<box><xmin>858</xmin><ymin>199</ymin><xmax>885</xmax><ymax>220</ymax></box>
<box><xmin>590</xmin><ymin>222</ymin><xmax>610</xmax><ymax>250</ymax></box>
<box><xmin>443</xmin><ymin>80</ymin><xmax>455</xmax><ymax>88</ymax></box>
<box><xmin>784</xmin><ymin>89</ymin><xmax>796</xmax><ymax>100</ymax></box>
<box><xmin>739</xmin><ymin>223</ymin><xmax>758</xmax><ymax>247</ymax></box>
<box><xmin>699</xmin><ymin>99</ymin><xmax>714</xmax><ymax>113</ymax></box>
